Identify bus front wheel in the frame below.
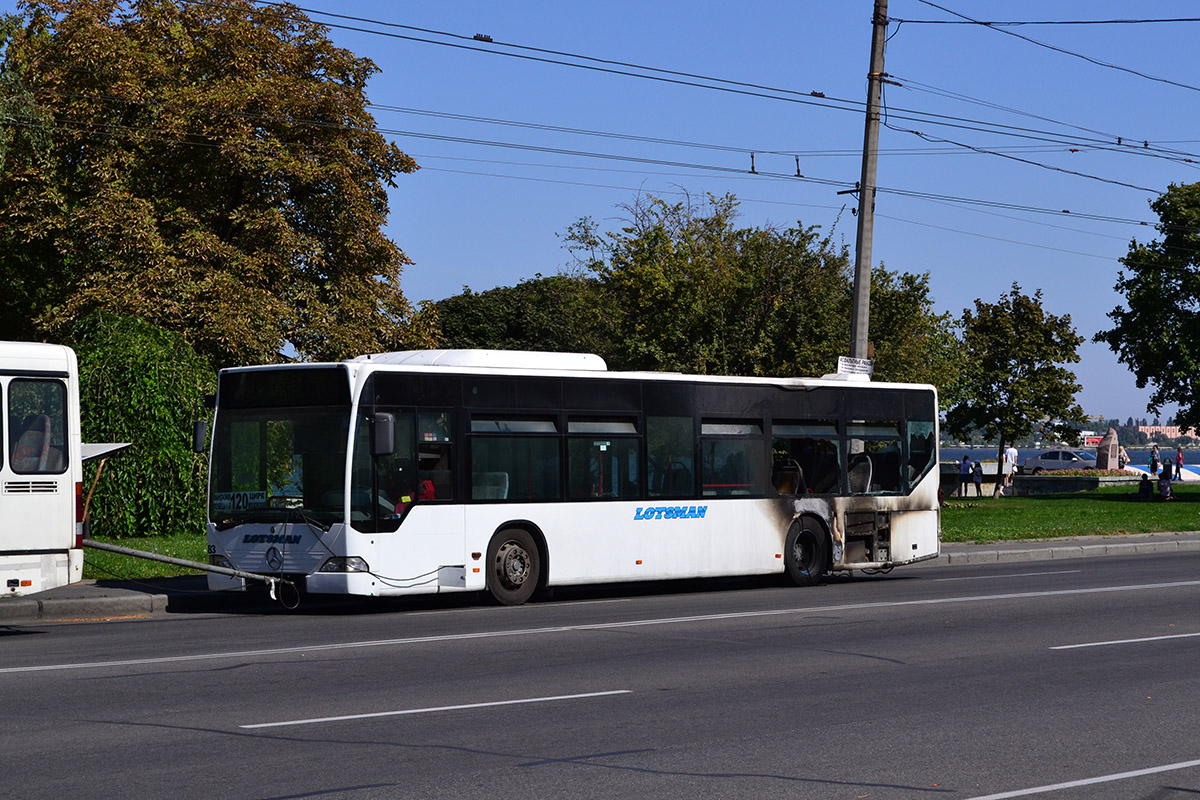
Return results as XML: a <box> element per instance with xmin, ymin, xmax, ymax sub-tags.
<box><xmin>784</xmin><ymin>520</ymin><xmax>827</xmax><ymax>587</ymax></box>
<box><xmin>486</xmin><ymin>528</ymin><xmax>541</xmax><ymax>605</ymax></box>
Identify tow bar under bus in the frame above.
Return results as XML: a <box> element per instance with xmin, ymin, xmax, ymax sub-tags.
<box><xmin>82</xmin><ymin>538</ymin><xmax>299</xmax><ymax>607</ymax></box>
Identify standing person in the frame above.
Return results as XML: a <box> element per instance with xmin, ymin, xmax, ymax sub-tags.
<box><xmin>972</xmin><ymin>459</ymin><xmax>984</xmax><ymax>496</ymax></box>
<box><xmin>1177</xmin><ymin>446</ymin><xmax>1186</xmax><ymax>481</ymax></box>
<box><xmin>959</xmin><ymin>454</ymin><xmax>971</xmax><ymax>497</ymax></box>
<box><xmin>1003</xmin><ymin>443</ymin><xmax>1019</xmax><ymax>487</ymax></box>
<box><xmin>1150</xmin><ymin>444</ymin><xmax>1160</xmax><ymax>476</ymax></box>
<box><xmin>1118</xmin><ymin>445</ymin><xmax>1129</xmax><ymax>470</ymax></box>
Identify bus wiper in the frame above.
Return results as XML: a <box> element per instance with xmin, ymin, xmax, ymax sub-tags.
<box><xmin>215</xmin><ymin>519</ymin><xmax>244</xmax><ymax>532</ymax></box>
<box><xmin>298</xmin><ymin>512</ymin><xmax>331</xmax><ymax>533</ymax></box>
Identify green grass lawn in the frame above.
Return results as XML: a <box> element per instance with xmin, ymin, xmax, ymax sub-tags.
<box><xmin>942</xmin><ymin>481</ymin><xmax>1200</xmax><ymax>543</ymax></box>
<box><xmin>83</xmin><ymin>532</ymin><xmax>209</xmax><ymax>581</ymax></box>
<box><xmin>82</xmin><ymin>483</ymin><xmax>1200</xmax><ymax>579</ymax></box>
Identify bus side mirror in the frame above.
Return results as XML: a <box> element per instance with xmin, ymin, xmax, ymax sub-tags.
<box><xmin>373</xmin><ymin>412</ymin><xmax>395</xmax><ymax>456</ymax></box>
<box><xmin>192</xmin><ymin>419</ymin><xmax>208</xmax><ymax>453</ymax></box>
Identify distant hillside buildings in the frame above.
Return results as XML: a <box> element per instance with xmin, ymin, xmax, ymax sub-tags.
<box><xmin>1135</xmin><ymin>424</ymin><xmax>1198</xmax><ymax>441</ymax></box>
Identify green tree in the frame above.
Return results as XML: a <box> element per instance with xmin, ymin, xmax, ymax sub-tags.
<box><xmin>0</xmin><ymin>0</ymin><xmax>435</xmax><ymax>367</ymax></box>
<box><xmin>437</xmin><ymin>274</ymin><xmax>606</xmax><ymax>355</ymax></box>
<box><xmin>70</xmin><ymin>313</ymin><xmax>215</xmax><ymax>539</ymax></box>
<box><xmin>945</xmin><ymin>283</ymin><xmax>1086</xmax><ymax>494</ymax></box>
<box><xmin>1096</xmin><ymin>183</ymin><xmax>1200</xmax><ymax>429</ymax></box>
<box><xmin>564</xmin><ymin>193</ymin><xmax>851</xmax><ymax>377</ymax></box>
<box><xmin>436</xmin><ymin>192</ymin><xmax>961</xmax><ymax>396</ymax></box>
<box><xmin>563</xmin><ymin>193</ymin><xmax>961</xmax><ymax>389</ymax></box>
<box><xmin>867</xmin><ymin>267</ymin><xmax>965</xmax><ymax>401</ymax></box>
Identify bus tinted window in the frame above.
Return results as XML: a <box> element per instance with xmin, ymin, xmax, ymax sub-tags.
<box><xmin>847</xmin><ymin>421</ymin><xmax>903</xmax><ymax>495</ymax></box>
<box><xmin>472</xmin><ymin>437</ymin><xmax>559</xmax><ymax>501</ymax></box>
<box><xmin>350</xmin><ymin>409</ymin><xmax>456</xmax><ymax>533</ymax></box>
<box><xmin>701</xmin><ymin>419</ymin><xmax>767</xmax><ymax>497</ymax></box>
<box><xmin>568</xmin><ymin>437</ymin><xmax>639</xmax><ymax>499</ymax></box>
<box><xmin>772</xmin><ymin>420</ymin><xmax>841</xmax><ymax>495</ymax></box>
<box><xmin>220</xmin><ymin>367</ymin><xmax>350</xmax><ymax>409</ymax></box>
<box><xmin>8</xmin><ymin>379</ymin><xmax>67</xmax><ymax>474</ymax></box>
<box><xmin>471</xmin><ymin>418</ymin><xmax>558</xmax><ymax>433</ymax></box>
<box><xmin>907</xmin><ymin>421</ymin><xmax>936</xmax><ymax>485</ymax></box>
<box><xmin>647</xmin><ymin>416</ymin><xmax>694</xmax><ymax>498</ymax></box>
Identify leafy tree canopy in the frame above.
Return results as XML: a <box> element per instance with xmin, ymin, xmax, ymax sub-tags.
<box><xmin>438</xmin><ymin>192</ymin><xmax>962</xmax><ymax>398</ymax></box>
<box><xmin>1095</xmin><ymin>182</ymin><xmax>1200</xmax><ymax>429</ymax></box>
<box><xmin>945</xmin><ymin>282</ymin><xmax>1086</xmax><ymax>462</ymax></box>
<box><xmin>566</xmin><ymin>193</ymin><xmax>960</xmax><ymax>386</ymax></box>
<box><xmin>0</xmin><ymin>0</ymin><xmax>435</xmax><ymax>367</ymax></box>
<box><xmin>437</xmin><ymin>273</ymin><xmax>606</xmax><ymax>355</ymax></box>
<box><xmin>71</xmin><ymin>312</ymin><xmax>214</xmax><ymax>538</ymax></box>
<box><xmin>566</xmin><ymin>193</ymin><xmax>849</xmax><ymax>377</ymax></box>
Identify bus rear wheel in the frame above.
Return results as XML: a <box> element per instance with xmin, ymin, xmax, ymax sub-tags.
<box><xmin>486</xmin><ymin>528</ymin><xmax>541</xmax><ymax>605</ymax></box>
<box><xmin>784</xmin><ymin>519</ymin><xmax>827</xmax><ymax>587</ymax></box>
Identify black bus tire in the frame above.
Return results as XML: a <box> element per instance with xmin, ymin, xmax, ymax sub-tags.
<box><xmin>784</xmin><ymin>519</ymin><xmax>827</xmax><ymax>587</ymax></box>
<box><xmin>486</xmin><ymin>528</ymin><xmax>541</xmax><ymax>605</ymax></box>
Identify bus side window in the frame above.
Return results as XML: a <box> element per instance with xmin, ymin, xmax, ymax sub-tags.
<box><xmin>647</xmin><ymin>416</ymin><xmax>694</xmax><ymax>498</ymax></box>
<box><xmin>846</xmin><ymin>421</ymin><xmax>903</xmax><ymax>495</ymax></box>
<box><xmin>417</xmin><ymin>409</ymin><xmax>454</xmax><ymax>501</ymax></box>
<box><xmin>770</xmin><ymin>421</ymin><xmax>841</xmax><ymax>495</ymax></box>
<box><xmin>351</xmin><ymin>409</ymin><xmax>417</xmax><ymax>532</ymax></box>
<box><xmin>567</xmin><ymin>418</ymin><xmax>639</xmax><ymax>499</ymax></box>
<box><xmin>906</xmin><ymin>421</ymin><xmax>936</xmax><ymax>487</ymax></box>
<box><xmin>8</xmin><ymin>379</ymin><xmax>67</xmax><ymax>474</ymax></box>
<box><xmin>700</xmin><ymin>420</ymin><xmax>768</xmax><ymax>497</ymax></box>
<box><xmin>469</xmin><ymin>417</ymin><xmax>560</xmax><ymax>501</ymax></box>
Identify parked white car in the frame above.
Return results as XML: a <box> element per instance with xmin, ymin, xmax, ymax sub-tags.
<box><xmin>1021</xmin><ymin>449</ymin><xmax>1097</xmax><ymax>475</ymax></box>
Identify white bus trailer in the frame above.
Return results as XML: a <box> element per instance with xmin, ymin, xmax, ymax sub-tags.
<box><xmin>1</xmin><ymin>342</ymin><xmax>85</xmax><ymax>595</ymax></box>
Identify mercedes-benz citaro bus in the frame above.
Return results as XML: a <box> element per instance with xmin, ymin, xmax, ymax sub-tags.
<box><xmin>203</xmin><ymin>350</ymin><xmax>940</xmax><ymax>604</ymax></box>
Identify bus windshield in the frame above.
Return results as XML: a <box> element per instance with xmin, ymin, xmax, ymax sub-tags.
<box><xmin>209</xmin><ymin>406</ymin><xmax>350</xmax><ymax>526</ymax></box>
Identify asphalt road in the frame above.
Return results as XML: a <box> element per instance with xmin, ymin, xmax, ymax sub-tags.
<box><xmin>5</xmin><ymin>553</ymin><xmax>1200</xmax><ymax>800</ymax></box>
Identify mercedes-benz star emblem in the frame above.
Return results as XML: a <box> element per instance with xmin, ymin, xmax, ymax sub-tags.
<box><xmin>265</xmin><ymin>546</ymin><xmax>284</xmax><ymax>571</ymax></box>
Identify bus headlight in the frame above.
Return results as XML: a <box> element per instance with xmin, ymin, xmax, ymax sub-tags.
<box><xmin>209</xmin><ymin>554</ymin><xmax>234</xmax><ymax>570</ymax></box>
<box><xmin>318</xmin><ymin>557</ymin><xmax>370</xmax><ymax>573</ymax></box>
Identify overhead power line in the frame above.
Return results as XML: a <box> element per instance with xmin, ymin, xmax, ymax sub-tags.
<box><xmin>912</xmin><ymin>0</ymin><xmax>1200</xmax><ymax>94</ymax></box>
<box><xmin>882</xmin><ymin>121</ymin><xmax>1160</xmax><ymax>193</ymax></box>
<box><xmin>892</xmin><ymin>17</ymin><xmax>1200</xmax><ymax>26</ymax></box>
<box><xmin>4</xmin><ymin>109</ymin><xmax>1178</xmax><ymax>233</ymax></box>
<box><xmin>221</xmin><ymin>0</ymin><xmax>1192</xmax><ymax>164</ymax></box>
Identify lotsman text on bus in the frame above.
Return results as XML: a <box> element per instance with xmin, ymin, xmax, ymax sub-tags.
<box><xmin>633</xmin><ymin>506</ymin><xmax>707</xmax><ymax>521</ymax></box>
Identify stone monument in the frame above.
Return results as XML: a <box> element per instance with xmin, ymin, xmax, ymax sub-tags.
<box><xmin>1095</xmin><ymin>427</ymin><xmax>1119</xmax><ymax>470</ymax></box>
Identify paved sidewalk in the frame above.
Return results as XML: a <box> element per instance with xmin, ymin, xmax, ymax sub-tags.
<box><xmin>5</xmin><ymin>531</ymin><xmax>1200</xmax><ymax>623</ymax></box>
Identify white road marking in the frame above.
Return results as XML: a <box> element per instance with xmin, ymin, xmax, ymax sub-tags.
<box><xmin>1051</xmin><ymin>631</ymin><xmax>1200</xmax><ymax>650</ymax></box>
<box><xmin>930</xmin><ymin>570</ymin><xmax>1080</xmax><ymax>582</ymax></box>
<box><xmin>7</xmin><ymin>578</ymin><xmax>1200</xmax><ymax>674</ymax></box>
<box><xmin>964</xmin><ymin>757</ymin><xmax>1200</xmax><ymax>799</ymax></box>
<box><xmin>240</xmin><ymin>690</ymin><xmax>632</xmax><ymax>729</ymax></box>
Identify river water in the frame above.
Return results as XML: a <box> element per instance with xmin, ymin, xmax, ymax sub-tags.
<box><xmin>941</xmin><ymin>447</ymin><xmax>1200</xmax><ymax>467</ymax></box>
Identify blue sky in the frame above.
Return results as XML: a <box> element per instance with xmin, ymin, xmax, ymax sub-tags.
<box><xmin>11</xmin><ymin>1</ymin><xmax>1197</xmax><ymax>423</ymax></box>
<box><xmin>336</xmin><ymin>0</ymin><xmax>1193</xmax><ymax>423</ymax></box>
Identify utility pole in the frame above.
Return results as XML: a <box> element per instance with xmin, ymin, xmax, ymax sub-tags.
<box><xmin>850</xmin><ymin>0</ymin><xmax>888</xmax><ymax>361</ymax></box>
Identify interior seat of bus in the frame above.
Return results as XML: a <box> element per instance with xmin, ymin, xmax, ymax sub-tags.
<box><xmin>11</xmin><ymin>414</ymin><xmax>54</xmax><ymax>472</ymax></box>
<box><xmin>848</xmin><ymin>453</ymin><xmax>873</xmax><ymax>493</ymax></box>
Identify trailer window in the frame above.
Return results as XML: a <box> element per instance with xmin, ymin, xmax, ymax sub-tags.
<box><xmin>8</xmin><ymin>379</ymin><xmax>67</xmax><ymax>474</ymax></box>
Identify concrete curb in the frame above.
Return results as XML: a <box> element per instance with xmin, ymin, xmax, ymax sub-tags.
<box><xmin>938</xmin><ymin>538</ymin><xmax>1200</xmax><ymax>566</ymax></box>
<box><xmin>0</xmin><ymin>592</ymin><xmax>168</xmax><ymax>622</ymax></box>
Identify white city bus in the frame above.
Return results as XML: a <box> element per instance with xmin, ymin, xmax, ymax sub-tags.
<box><xmin>1</xmin><ymin>342</ymin><xmax>85</xmax><ymax>595</ymax></box>
<box><xmin>205</xmin><ymin>350</ymin><xmax>940</xmax><ymax>604</ymax></box>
